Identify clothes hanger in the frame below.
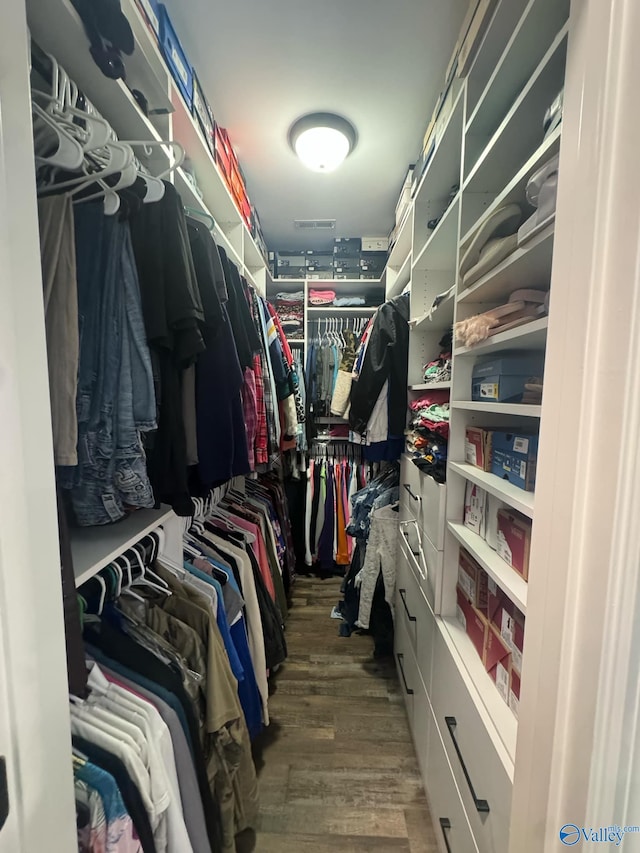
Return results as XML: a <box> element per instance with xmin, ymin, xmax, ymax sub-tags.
<box><xmin>129</xmin><ymin>542</ymin><xmax>171</xmax><ymax>594</ymax></box>
<box><xmin>116</xmin><ymin>553</ymin><xmax>146</xmax><ymax>603</ymax></box>
<box><xmin>184</xmin><ymin>206</ymin><xmax>215</xmax><ymax>230</ymax></box>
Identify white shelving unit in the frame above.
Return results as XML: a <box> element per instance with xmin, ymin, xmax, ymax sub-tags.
<box><xmin>393</xmin><ymin>4</ymin><xmax>570</xmax><ymax>850</ymax></box>
<box><xmin>26</xmin><ymin>0</ymin><xmax>271</xmax><ymax>295</ymax></box>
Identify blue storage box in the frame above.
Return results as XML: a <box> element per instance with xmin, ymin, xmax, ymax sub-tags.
<box><xmin>491</xmin><ymin>431</ymin><xmax>539</xmax><ymax>492</ymax></box>
<box><xmin>159</xmin><ymin>6</ymin><xmax>193</xmax><ymax>107</ymax></box>
<box><xmin>472</xmin><ymin>353</ymin><xmax>544</xmax><ymax>403</ymax></box>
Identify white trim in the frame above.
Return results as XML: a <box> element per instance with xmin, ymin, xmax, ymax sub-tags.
<box><xmin>510</xmin><ymin>0</ymin><xmax>640</xmax><ymax>848</ymax></box>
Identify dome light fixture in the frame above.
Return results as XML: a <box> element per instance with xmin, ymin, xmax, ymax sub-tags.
<box><xmin>288</xmin><ymin>112</ymin><xmax>357</xmax><ymax>173</ymax></box>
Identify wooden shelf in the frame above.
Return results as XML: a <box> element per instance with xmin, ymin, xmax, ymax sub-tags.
<box><xmin>455</xmin><ymin>316</ymin><xmax>548</xmax><ymax>356</ymax></box>
<box><xmin>448</xmin><ymin>522</ymin><xmax>528</xmax><ymax>614</ymax></box>
<box><xmin>451</xmin><ymin>401</ymin><xmax>541</xmax><ymax>417</ymax></box>
<box><xmin>386</xmin><ymin>252</ymin><xmax>412</xmax><ymax>300</ymax></box>
<box><xmin>409</xmin><ymin>381</ymin><xmax>452</xmax><ymax>391</ymax></box>
<box><xmin>439</xmin><ymin>616</ymin><xmax>518</xmax><ymax>764</ymax></box>
<box><xmin>464</xmin><ymin>24</ymin><xmax>569</xmax><ymax>193</ymax></box>
<box><xmin>411</xmin><ymin>290</ymin><xmax>455</xmax><ymax>332</ymax></box>
<box><xmin>449</xmin><ymin>462</ymin><xmax>535</xmax><ymax>519</ymax></box>
<box><xmin>413</xmin><ymin>88</ymin><xmax>465</xmax><ymax>208</ymax></box>
<box><xmin>413</xmin><ymin>193</ymin><xmax>460</xmax><ymax>273</ymax></box>
<box><xmin>72</xmin><ymin>507</ymin><xmax>175</xmax><ymax>587</ymax></box>
<box><xmin>387</xmin><ymin>209</ymin><xmax>413</xmax><ymax>272</ymax></box>
<box><xmin>457</xmin><ymin>223</ymin><xmax>554</xmax><ymax>305</ymax></box>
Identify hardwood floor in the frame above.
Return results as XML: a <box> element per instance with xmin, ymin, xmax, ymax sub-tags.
<box><xmin>249</xmin><ymin>575</ymin><xmax>438</xmax><ymax>852</ymax></box>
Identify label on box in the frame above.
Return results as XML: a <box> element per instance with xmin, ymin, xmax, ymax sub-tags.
<box><xmin>496</xmin><ymin>662</ymin><xmax>509</xmax><ymax>702</ymax></box>
<box><xmin>139</xmin><ymin>0</ymin><xmax>159</xmax><ymax>33</ymax></box>
<box><xmin>171</xmin><ymin>47</ymin><xmax>189</xmax><ymax>88</ymax></box>
<box><xmin>501</xmin><ymin>610</ymin><xmax>514</xmax><ymax>648</ymax></box>
<box><xmin>465</xmin><ymin>441</ymin><xmax>478</xmax><ymax>466</ymax></box>
<box><xmin>497</xmin><ymin>530</ymin><xmax>513</xmax><ymax>568</ymax></box>
<box><xmin>488</xmin><ymin>577</ymin><xmax>497</xmax><ymax>596</ymax></box>
<box><xmin>481</xmin><ymin>382</ymin><xmax>498</xmax><ymax>399</ymax></box>
<box><xmin>514</xmin><ymin>437</ymin><xmax>530</xmax><ymax>453</ymax></box>
<box><xmin>458</xmin><ymin>571</ymin><xmax>475</xmax><ymax>603</ymax></box>
<box><xmin>509</xmin><ymin>690</ymin><xmax>520</xmax><ymax>717</ymax></box>
<box><xmin>456</xmin><ymin>603</ymin><xmax>467</xmax><ymax>631</ymax></box>
<box><xmin>520</xmin><ymin>461</ymin><xmax>527</xmax><ymax>480</ymax></box>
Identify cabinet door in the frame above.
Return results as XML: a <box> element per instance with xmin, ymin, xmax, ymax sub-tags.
<box><xmin>394</xmin><ymin>615</ymin><xmax>419</xmax><ymax>726</ymax></box>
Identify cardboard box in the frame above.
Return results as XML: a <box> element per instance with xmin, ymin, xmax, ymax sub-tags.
<box><xmin>486</xmin><ymin>576</ymin><xmax>502</xmax><ymax>625</ymax></box>
<box><xmin>457</xmin><ymin>548</ymin><xmax>488</xmax><ymax>612</ymax></box>
<box><xmin>509</xmin><ymin>668</ymin><xmax>521</xmax><ymax>718</ymax></box>
<box><xmin>136</xmin><ymin>0</ymin><xmax>160</xmax><ymax>37</ymax></box>
<box><xmin>463</xmin><ymin>480</ymin><xmax>486</xmax><ymax>537</ymax></box>
<box><xmin>472</xmin><ymin>354</ymin><xmax>544</xmax><ymax>403</ymax></box>
<box><xmin>489</xmin><ymin>592</ymin><xmax>525</xmax><ymax>675</ymax></box>
<box><xmin>192</xmin><ymin>71</ymin><xmax>215</xmax><ymax>156</ymax></box>
<box><xmin>159</xmin><ymin>5</ymin><xmax>193</xmax><ymax>108</ymax></box>
<box><xmin>465</xmin><ymin>427</ymin><xmax>492</xmax><ymax>471</ymax></box>
<box><xmin>455</xmin><ymin>587</ymin><xmax>487</xmax><ymax>661</ymax></box>
<box><xmin>457</xmin><ymin>0</ymin><xmax>499</xmax><ymax>77</ymax></box>
<box><xmin>333</xmin><ymin>237</ymin><xmax>362</xmax><ymax>257</ymax></box>
<box><xmin>491</xmin><ymin>431</ymin><xmax>539</xmax><ymax>492</ymax></box>
<box><xmin>362</xmin><ymin>237</ymin><xmax>389</xmax><ymax>252</ymax></box>
<box><xmin>485</xmin><ymin>623</ymin><xmax>511</xmax><ymax>703</ymax></box>
<box><xmin>496</xmin><ymin>509</ymin><xmax>532</xmax><ymax>580</ymax></box>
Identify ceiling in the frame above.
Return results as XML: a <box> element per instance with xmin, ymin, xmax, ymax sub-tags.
<box><xmin>163</xmin><ymin>0</ymin><xmax>469</xmax><ymax>251</ymax></box>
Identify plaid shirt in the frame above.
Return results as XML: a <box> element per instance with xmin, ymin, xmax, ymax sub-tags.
<box><xmin>252</xmin><ymin>354</ymin><xmax>268</xmax><ymax>465</ymax></box>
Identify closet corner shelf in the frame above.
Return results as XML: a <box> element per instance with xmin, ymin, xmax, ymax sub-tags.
<box><xmin>451</xmin><ymin>401</ymin><xmax>541</xmax><ymax>417</ymax></box>
<box><xmin>71</xmin><ymin>507</ymin><xmax>175</xmax><ymax>588</ymax></box>
<box><xmin>454</xmin><ymin>316</ymin><xmax>549</xmax><ymax>356</ymax></box>
<box><xmin>457</xmin><ymin>223</ymin><xmax>555</xmax><ymax>305</ymax></box>
<box><xmin>448</xmin><ymin>522</ymin><xmax>528</xmax><ymax>614</ymax></box>
<box><xmin>413</xmin><ymin>86</ymin><xmax>465</xmax><ymax>208</ymax></box>
<box><xmin>410</xmin><ymin>291</ymin><xmax>455</xmax><ymax>332</ymax></box>
<box><xmin>412</xmin><ymin>193</ymin><xmax>460</xmax><ymax>273</ymax></box>
<box><xmin>438</xmin><ymin>615</ymin><xmax>517</xmax><ymax>767</ymax></box>
<box><xmin>385</xmin><ymin>252</ymin><xmax>412</xmax><ymax>301</ymax></box>
<box><xmin>408</xmin><ymin>381</ymin><xmax>452</xmax><ymax>391</ymax></box>
<box><xmin>448</xmin><ymin>462</ymin><xmax>535</xmax><ymax>519</ymax></box>
<box><xmin>386</xmin><ymin>209</ymin><xmax>413</xmax><ymax>273</ymax></box>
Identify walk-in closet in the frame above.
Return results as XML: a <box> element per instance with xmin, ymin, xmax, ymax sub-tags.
<box><xmin>1</xmin><ymin>0</ymin><xmax>639</xmax><ymax>851</ymax></box>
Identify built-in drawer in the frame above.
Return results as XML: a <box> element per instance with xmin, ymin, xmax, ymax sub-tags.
<box><xmin>430</xmin><ymin>627</ymin><xmax>513</xmax><ymax>853</ymax></box>
<box><xmin>396</xmin><ymin>548</ymin><xmax>437</xmax><ymax>693</ymax></box>
<box><xmin>400</xmin><ymin>454</ymin><xmax>447</xmax><ymax>552</ymax></box>
<box><xmin>399</xmin><ymin>522</ymin><xmax>443</xmax><ymax>612</ymax></box>
<box><xmin>426</xmin><ymin>697</ymin><xmax>480</xmax><ymax>853</ymax></box>
<box><xmin>394</xmin><ymin>609</ymin><xmax>419</xmax><ymax>726</ymax></box>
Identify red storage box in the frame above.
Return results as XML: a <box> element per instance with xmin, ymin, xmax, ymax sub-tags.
<box><xmin>455</xmin><ymin>587</ymin><xmax>487</xmax><ymax>661</ymax></box>
<box><xmin>485</xmin><ymin>624</ymin><xmax>511</xmax><ymax>704</ymax></box>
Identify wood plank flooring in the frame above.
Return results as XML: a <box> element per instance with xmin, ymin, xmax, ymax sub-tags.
<box><xmin>247</xmin><ymin>576</ymin><xmax>438</xmax><ymax>852</ymax></box>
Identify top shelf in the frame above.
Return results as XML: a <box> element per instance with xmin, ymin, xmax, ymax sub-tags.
<box><xmin>71</xmin><ymin>507</ymin><xmax>175</xmax><ymax>587</ymax></box>
<box><xmin>387</xmin><ymin>208</ymin><xmax>413</xmax><ymax>272</ymax></box>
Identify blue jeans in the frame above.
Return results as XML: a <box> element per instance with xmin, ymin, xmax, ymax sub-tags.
<box><xmin>60</xmin><ymin>204</ymin><xmax>156</xmax><ymax>525</ymax></box>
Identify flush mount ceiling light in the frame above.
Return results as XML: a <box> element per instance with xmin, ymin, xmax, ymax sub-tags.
<box><xmin>288</xmin><ymin>112</ymin><xmax>357</xmax><ymax>173</ymax></box>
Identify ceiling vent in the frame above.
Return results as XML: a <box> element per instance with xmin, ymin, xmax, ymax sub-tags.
<box><xmin>294</xmin><ymin>219</ymin><xmax>336</xmax><ymax>230</ymax></box>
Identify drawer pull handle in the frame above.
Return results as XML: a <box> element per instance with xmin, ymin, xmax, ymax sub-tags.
<box><xmin>439</xmin><ymin>818</ymin><xmax>453</xmax><ymax>853</ymax></box>
<box><xmin>396</xmin><ymin>653</ymin><xmax>414</xmax><ymax>695</ymax></box>
<box><xmin>399</xmin><ymin>588</ymin><xmax>417</xmax><ymax>622</ymax></box>
<box><xmin>403</xmin><ymin>483</ymin><xmax>420</xmax><ymax>502</ymax></box>
<box><xmin>445</xmin><ymin>716</ymin><xmax>490</xmax><ymax>813</ymax></box>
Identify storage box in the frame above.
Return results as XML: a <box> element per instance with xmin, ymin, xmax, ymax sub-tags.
<box><xmin>362</xmin><ymin>237</ymin><xmax>389</xmax><ymax>252</ymax></box>
<box><xmin>305</xmin><ymin>263</ymin><xmax>333</xmax><ymax>274</ymax></box>
<box><xmin>491</xmin><ymin>431</ymin><xmax>539</xmax><ymax>491</ymax></box>
<box><xmin>335</xmin><ymin>273</ymin><xmax>360</xmax><ymax>280</ymax></box>
<box><xmin>159</xmin><ymin>6</ymin><xmax>193</xmax><ymax>107</ymax></box>
<box><xmin>463</xmin><ymin>481</ymin><xmax>486</xmax><ymax>537</ymax></box>
<box><xmin>456</xmin><ymin>587</ymin><xmax>487</xmax><ymax>661</ymax></box>
<box><xmin>457</xmin><ymin>548</ymin><xmax>488</xmax><ymax>612</ymax></box>
<box><xmin>489</xmin><ymin>592</ymin><xmax>525</xmax><ymax>675</ymax></box>
<box><xmin>395</xmin><ymin>168</ymin><xmax>414</xmax><ymax>226</ymax></box>
<box><xmin>486</xmin><ymin>576</ymin><xmax>502</xmax><ymax>625</ymax></box>
<box><xmin>215</xmin><ymin>125</ymin><xmax>233</xmax><ymax>181</ymax></box>
<box><xmin>465</xmin><ymin>426</ymin><xmax>492</xmax><ymax>471</ymax></box>
<box><xmin>360</xmin><ymin>258</ymin><xmax>386</xmax><ymax>274</ymax></box>
<box><xmin>136</xmin><ymin>0</ymin><xmax>160</xmax><ymax>37</ymax></box>
<box><xmin>333</xmin><ymin>257</ymin><xmax>361</xmax><ymax>272</ymax></box>
<box><xmin>334</xmin><ymin>237</ymin><xmax>362</xmax><ymax>257</ymax></box>
<box><xmin>485</xmin><ymin>623</ymin><xmax>511</xmax><ymax>703</ymax></box>
<box><xmin>359</xmin><ymin>274</ymin><xmax>380</xmax><ymax>281</ymax></box>
<box><xmin>496</xmin><ymin>509</ymin><xmax>532</xmax><ymax>580</ymax></box>
<box><xmin>509</xmin><ymin>668</ymin><xmax>521</xmax><ymax>718</ymax></box>
<box><xmin>472</xmin><ymin>354</ymin><xmax>545</xmax><ymax>403</ymax></box>
<box><xmin>192</xmin><ymin>71</ymin><xmax>215</xmax><ymax>156</ymax></box>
